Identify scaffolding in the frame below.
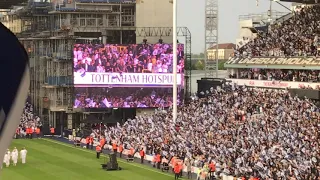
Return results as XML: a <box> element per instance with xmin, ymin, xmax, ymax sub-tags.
<box><xmin>204</xmin><ymin>0</ymin><xmax>219</xmax><ymax>78</ymax></box>
<box><xmin>19</xmin><ymin>32</ymin><xmax>75</xmax><ymax>133</ymax></box>
<box><xmin>3</xmin><ymin>0</ymin><xmax>139</xmax><ymax>134</ymax></box>
<box><xmin>1</xmin><ymin>0</ymin><xmax>192</xmax><ymax>134</ymax></box>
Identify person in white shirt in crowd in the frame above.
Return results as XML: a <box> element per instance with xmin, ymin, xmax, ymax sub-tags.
<box><xmin>156</xmin><ymin>61</ymin><xmax>163</xmax><ymax>73</ymax></box>
<box><xmin>147</xmin><ymin>59</ymin><xmax>153</xmax><ymax>72</ymax></box>
<box><xmin>76</xmin><ymin>47</ymin><xmax>83</xmax><ymax>61</ymax></box>
<box><xmin>11</xmin><ymin>147</ymin><xmax>18</xmax><ymax>166</ymax></box>
<box><xmin>20</xmin><ymin>147</ymin><xmax>27</xmax><ymax>164</ymax></box>
<box><xmin>162</xmin><ymin>62</ymin><xmax>168</xmax><ymax>73</ymax></box>
<box><xmin>96</xmin><ymin>63</ymin><xmax>105</xmax><ymax>73</ymax></box>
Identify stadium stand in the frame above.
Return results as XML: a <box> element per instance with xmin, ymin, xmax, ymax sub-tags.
<box><xmin>226</xmin><ymin>4</ymin><xmax>320</xmax><ymax>93</ymax></box>
<box><xmin>92</xmin><ymin>83</ymin><xmax>320</xmax><ymax>179</ymax></box>
<box><xmin>235</xmin><ymin>5</ymin><xmax>320</xmax><ymax>57</ymax></box>
<box><xmin>234</xmin><ymin>69</ymin><xmax>320</xmax><ymax>82</ymax></box>
<box><xmin>16</xmin><ymin>101</ymin><xmax>42</xmax><ymax>137</ymax></box>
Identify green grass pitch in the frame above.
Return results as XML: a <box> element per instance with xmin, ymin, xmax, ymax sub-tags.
<box><xmin>0</xmin><ymin>139</ymin><xmax>180</xmax><ymax>180</ymax></box>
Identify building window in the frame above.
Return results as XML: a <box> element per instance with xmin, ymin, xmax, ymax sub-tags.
<box><xmin>80</xmin><ymin>19</ymin><xmax>85</xmax><ymax>26</ymax></box>
<box><xmin>71</xmin><ymin>14</ymin><xmax>78</xmax><ymax>26</ymax></box>
<box><xmin>86</xmin><ymin>19</ymin><xmax>96</xmax><ymax>26</ymax></box>
<box><xmin>97</xmin><ymin>14</ymin><xmax>103</xmax><ymax>26</ymax></box>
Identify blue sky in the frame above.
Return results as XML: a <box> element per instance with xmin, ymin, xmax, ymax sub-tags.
<box><xmin>177</xmin><ymin>0</ymin><xmax>292</xmax><ymax>53</ymax></box>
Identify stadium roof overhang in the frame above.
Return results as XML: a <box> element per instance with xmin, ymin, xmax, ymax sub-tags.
<box><xmin>0</xmin><ymin>0</ymin><xmax>27</xmax><ymax>9</ymax></box>
<box><xmin>279</xmin><ymin>0</ymin><xmax>319</xmax><ymax>4</ymax></box>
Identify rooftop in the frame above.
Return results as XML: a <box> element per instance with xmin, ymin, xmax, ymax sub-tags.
<box><xmin>209</xmin><ymin>43</ymin><xmax>236</xmax><ymax>50</ymax></box>
<box><xmin>279</xmin><ymin>0</ymin><xmax>318</xmax><ymax>3</ymax></box>
<box><xmin>0</xmin><ymin>0</ymin><xmax>135</xmax><ymax>9</ymax></box>
<box><xmin>0</xmin><ymin>0</ymin><xmax>26</xmax><ymax>9</ymax></box>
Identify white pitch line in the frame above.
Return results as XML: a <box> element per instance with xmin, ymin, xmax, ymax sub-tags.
<box><xmin>42</xmin><ymin>138</ymin><xmax>179</xmax><ymax>178</ymax></box>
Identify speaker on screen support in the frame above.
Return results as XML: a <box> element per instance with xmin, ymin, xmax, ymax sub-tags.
<box><xmin>109</xmin><ymin>153</ymin><xmax>118</xmax><ymax>164</ymax></box>
<box><xmin>100</xmin><ymin>152</ymin><xmax>121</xmax><ymax>171</ymax></box>
<box><xmin>197</xmin><ymin>78</ymin><xmax>227</xmax><ymax>97</ymax></box>
<box><xmin>101</xmin><ymin>162</ymin><xmax>118</xmax><ymax>170</ymax></box>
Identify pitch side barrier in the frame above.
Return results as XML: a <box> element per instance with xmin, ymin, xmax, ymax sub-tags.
<box><xmin>69</xmin><ymin>136</ymin><xmax>236</xmax><ymax>180</ymax></box>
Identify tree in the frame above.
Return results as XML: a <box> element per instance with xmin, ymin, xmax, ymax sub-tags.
<box><xmin>194</xmin><ymin>60</ymin><xmax>205</xmax><ymax>70</ymax></box>
<box><xmin>199</xmin><ymin>53</ymin><xmax>205</xmax><ymax>58</ymax></box>
<box><xmin>218</xmin><ymin>60</ymin><xmax>226</xmax><ymax>70</ymax></box>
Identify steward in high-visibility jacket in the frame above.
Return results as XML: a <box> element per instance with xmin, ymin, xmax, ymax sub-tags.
<box><xmin>139</xmin><ymin>149</ymin><xmax>145</xmax><ymax>164</ymax></box>
<box><xmin>152</xmin><ymin>154</ymin><xmax>157</xmax><ymax>168</ymax></box>
<box><xmin>112</xmin><ymin>143</ymin><xmax>117</xmax><ymax>153</ymax></box>
<box><xmin>156</xmin><ymin>154</ymin><xmax>161</xmax><ymax>169</ymax></box>
<box><xmin>96</xmin><ymin>145</ymin><xmax>102</xmax><ymax>159</ymax></box>
<box><xmin>118</xmin><ymin>144</ymin><xmax>123</xmax><ymax>158</ymax></box>
<box><xmin>129</xmin><ymin>147</ymin><xmax>134</xmax><ymax>158</ymax></box>
<box><xmin>174</xmin><ymin>163</ymin><xmax>180</xmax><ymax>180</ymax></box>
<box><xmin>209</xmin><ymin>161</ymin><xmax>216</xmax><ymax>179</ymax></box>
<box><xmin>89</xmin><ymin>136</ymin><xmax>93</xmax><ymax>149</ymax></box>
<box><xmin>50</xmin><ymin>127</ymin><xmax>55</xmax><ymax>138</ymax></box>
<box><xmin>86</xmin><ymin>136</ymin><xmax>90</xmax><ymax>149</ymax></box>
<box><xmin>36</xmin><ymin>127</ymin><xmax>41</xmax><ymax>138</ymax></box>
<box><xmin>30</xmin><ymin>128</ymin><xmax>34</xmax><ymax>139</ymax></box>
<box><xmin>99</xmin><ymin>138</ymin><xmax>105</xmax><ymax>148</ymax></box>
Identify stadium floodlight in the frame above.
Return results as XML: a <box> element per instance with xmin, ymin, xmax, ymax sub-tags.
<box><xmin>173</xmin><ymin>0</ymin><xmax>177</xmax><ymax>123</ymax></box>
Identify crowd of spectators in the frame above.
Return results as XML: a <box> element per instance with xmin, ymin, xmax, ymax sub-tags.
<box><xmin>17</xmin><ymin>102</ymin><xmax>41</xmax><ymax>136</ymax></box>
<box><xmin>235</xmin><ymin>5</ymin><xmax>320</xmax><ymax>57</ymax></box>
<box><xmin>73</xmin><ymin>43</ymin><xmax>185</xmax><ymax>74</ymax></box>
<box><xmin>235</xmin><ymin>69</ymin><xmax>320</xmax><ymax>82</ymax></box>
<box><xmin>100</xmin><ymin>84</ymin><xmax>320</xmax><ymax>179</ymax></box>
<box><xmin>229</xmin><ymin>69</ymin><xmax>320</xmax><ymax>90</ymax></box>
<box><xmin>74</xmin><ymin>87</ymin><xmax>183</xmax><ymax>108</ymax></box>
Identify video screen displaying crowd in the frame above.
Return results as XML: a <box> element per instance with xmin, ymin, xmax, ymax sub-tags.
<box><xmin>73</xmin><ymin>43</ymin><xmax>185</xmax><ymax>74</ymax></box>
<box><xmin>235</xmin><ymin>5</ymin><xmax>320</xmax><ymax>57</ymax></box>
<box><xmin>99</xmin><ymin>84</ymin><xmax>320</xmax><ymax>179</ymax></box>
<box><xmin>17</xmin><ymin>101</ymin><xmax>42</xmax><ymax>137</ymax></box>
<box><xmin>74</xmin><ymin>87</ymin><xmax>183</xmax><ymax>108</ymax></box>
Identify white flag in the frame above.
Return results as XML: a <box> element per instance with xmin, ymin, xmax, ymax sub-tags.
<box><xmin>102</xmin><ymin>98</ymin><xmax>111</xmax><ymax>108</ymax></box>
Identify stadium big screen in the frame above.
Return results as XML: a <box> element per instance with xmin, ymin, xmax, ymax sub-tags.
<box><xmin>73</xmin><ymin>43</ymin><xmax>185</xmax><ymax>108</ymax></box>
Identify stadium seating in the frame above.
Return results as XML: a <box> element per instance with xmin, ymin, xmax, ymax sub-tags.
<box><xmin>16</xmin><ymin>101</ymin><xmax>41</xmax><ymax>138</ymax></box>
<box><xmin>236</xmin><ymin>5</ymin><xmax>320</xmax><ymax>57</ymax></box>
